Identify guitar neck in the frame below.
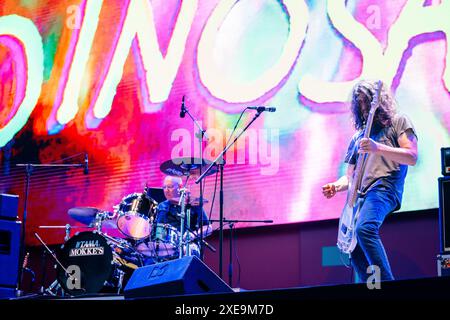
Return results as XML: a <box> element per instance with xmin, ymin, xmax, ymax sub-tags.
<box><xmin>352</xmin><ymin>114</ymin><xmax>376</xmax><ymax>186</ymax></box>
<box><xmin>346</xmin><ymin>81</ymin><xmax>382</xmax><ymax>206</ymax></box>
<box><xmin>347</xmin><ymin>144</ymin><xmax>367</xmax><ymax>206</ymax></box>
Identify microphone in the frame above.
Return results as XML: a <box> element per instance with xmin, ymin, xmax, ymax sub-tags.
<box><xmin>248</xmin><ymin>106</ymin><xmax>276</xmax><ymax>113</ymax></box>
<box><xmin>84</xmin><ymin>153</ymin><xmax>89</xmax><ymax>175</ymax></box>
<box><xmin>180</xmin><ymin>95</ymin><xmax>186</xmax><ymax>118</ymax></box>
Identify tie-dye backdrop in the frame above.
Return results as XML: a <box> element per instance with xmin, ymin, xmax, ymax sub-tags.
<box><xmin>0</xmin><ymin>0</ymin><xmax>449</xmax><ymax>245</ymax></box>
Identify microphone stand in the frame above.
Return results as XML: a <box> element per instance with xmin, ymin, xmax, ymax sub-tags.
<box><xmin>195</xmin><ymin>110</ymin><xmax>264</xmax><ymax>279</ymax></box>
<box><xmin>15</xmin><ymin>161</ymin><xmax>85</xmax><ymax>296</ymax></box>
<box><xmin>180</xmin><ymin>100</ymin><xmax>208</xmax><ymax>260</ymax></box>
<box><xmin>178</xmin><ymin>187</ymin><xmax>188</xmax><ymax>258</ymax></box>
<box><xmin>34</xmin><ymin>232</ymin><xmax>83</xmax><ymax>296</ymax></box>
<box><xmin>209</xmin><ymin>219</ymin><xmax>273</xmax><ymax>287</ymax></box>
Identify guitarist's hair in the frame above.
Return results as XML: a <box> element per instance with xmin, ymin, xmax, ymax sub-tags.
<box><xmin>350</xmin><ymin>80</ymin><xmax>396</xmax><ymax>130</ymax></box>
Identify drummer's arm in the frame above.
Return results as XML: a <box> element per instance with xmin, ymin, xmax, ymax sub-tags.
<box><xmin>186</xmin><ymin>223</ymin><xmax>212</xmax><ymax>240</ymax></box>
<box><xmin>185</xmin><ymin>209</ymin><xmax>212</xmax><ymax>240</ymax></box>
<box><xmin>197</xmin><ymin>223</ymin><xmax>212</xmax><ymax>238</ymax></box>
<box><xmin>200</xmin><ymin>208</ymin><xmax>212</xmax><ymax>237</ymax></box>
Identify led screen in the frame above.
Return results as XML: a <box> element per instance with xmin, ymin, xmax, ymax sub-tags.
<box><xmin>0</xmin><ymin>0</ymin><xmax>449</xmax><ymax>245</ymax></box>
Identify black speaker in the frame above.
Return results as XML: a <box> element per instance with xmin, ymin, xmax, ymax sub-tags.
<box><xmin>442</xmin><ymin>147</ymin><xmax>450</xmax><ymax>176</ymax></box>
<box><xmin>0</xmin><ymin>194</ymin><xmax>19</xmax><ymax>220</ymax></box>
<box><xmin>0</xmin><ymin>286</ymin><xmax>16</xmax><ymax>299</ymax></box>
<box><xmin>439</xmin><ymin>177</ymin><xmax>450</xmax><ymax>252</ymax></box>
<box><xmin>124</xmin><ymin>256</ymin><xmax>233</xmax><ymax>299</ymax></box>
<box><xmin>0</xmin><ymin>220</ymin><xmax>21</xmax><ymax>287</ymax></box>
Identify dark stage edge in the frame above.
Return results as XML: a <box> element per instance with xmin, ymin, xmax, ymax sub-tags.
<box><xmin>7</xmin><ymin>276</ymin><xmax>450</xmax><ymax>301</ymax></box>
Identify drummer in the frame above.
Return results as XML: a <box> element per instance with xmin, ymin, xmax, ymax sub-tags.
<box><xmin>157</xmin><ymin>175</ymin><xmax>212</xmax><ymax>246</ymax></box>
<box><xmin>137</xmin><ymin>175</ymin><xmax>212</xmax><ymax>265</ymax></box>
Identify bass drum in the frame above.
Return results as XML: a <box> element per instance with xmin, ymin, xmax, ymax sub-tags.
<box><xmin>56</xmin><ymin>231</ymin><xmax>137</xmax><ymax>296</ymax></box>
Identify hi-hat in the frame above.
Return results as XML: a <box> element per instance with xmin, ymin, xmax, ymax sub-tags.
<box><xmin>68</xmin><ymin>207</ymin><xmax>100</xmax><ymax>226</ymax></box>
<box><xmin>160</xmin><ymin>157</ymin><xmax>218</xmax><ymax>177</ymax></box>
<box><xmin>68</xmin><ymin>207</ymin><xmax>116</xmax><ymax>228</ymax></box>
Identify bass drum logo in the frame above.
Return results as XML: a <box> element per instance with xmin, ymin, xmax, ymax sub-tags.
<box><xmin>69</xmin><ymin>239</ymin><xmax>105</xmax><ymax>257</ymax></box>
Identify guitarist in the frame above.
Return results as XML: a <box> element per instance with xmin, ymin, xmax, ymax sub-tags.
<box><xmin>322</xmin><ymin>80</ymin><xmax>418</xmax><ymax>282</ymax></box>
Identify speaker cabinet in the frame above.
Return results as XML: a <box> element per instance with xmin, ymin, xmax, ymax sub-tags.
<box><xmin>0</xmin><ymin>220</ymin><xmax>21</xmax><ymax>287</ymax></box>
<box><xmin>442</xmin><ymin>148</ymin><xmax>450</xmax><ymax>176</ymax></box>
<box><xmin>0</xmin><ymin>194</ymin><xmax>18</xmax><ymax>220</ymax></box>
<box><xmin>439</xmin><ymin>177</ymin><xmax>450</xmax><ymax>253</ymax></box>
<box><xmin>124</xmin><ymin>256</ymin><xmax>233</xmax><ymax>299</ymax></box>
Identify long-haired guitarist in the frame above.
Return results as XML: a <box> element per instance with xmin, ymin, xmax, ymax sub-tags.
<box><xmin>322</xmin><ymin>80</ymin><xmax>418</xmax><ymax>282</ymax></box>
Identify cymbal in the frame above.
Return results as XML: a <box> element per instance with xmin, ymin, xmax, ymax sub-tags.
<box><xmin>67</xmin><ymin>207</ymin><xmax>117</xmax><ymax>229</ymax></box>
<box><xmin>68</xmin><ymin>207</ymin><xmax>100</xmax><ymax>226</ymax></box>
<box><xmin>160</xmin><ymin>157</ymin><xmax>218</xmax><ymax>177</ymax></box>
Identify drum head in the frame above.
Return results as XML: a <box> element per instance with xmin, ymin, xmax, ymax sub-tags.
<box><xmin>57</xmin><ymin>232</ymin><xmax>113</xmax><ymax>296</ymax></box>
<box><xmin>116</xmin><ymin>193</ymin><xmax>156</xmax><ymax>240</ymax></box>
<box><xmin>117</xmin><ymin>214</ymin><xmax>151</xmax><ymax>240</ymax></box>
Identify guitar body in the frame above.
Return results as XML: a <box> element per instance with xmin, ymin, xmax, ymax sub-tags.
<box><xmin>337</xmin><ymin>197</ymin><xmax>364</xmax><ymax>254</ymax></box>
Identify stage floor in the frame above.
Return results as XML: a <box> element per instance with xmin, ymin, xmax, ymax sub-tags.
<box><xmin>9</xmin><ymin>275</ymin><xmax>450</xmax><ymax>301</ymax></box>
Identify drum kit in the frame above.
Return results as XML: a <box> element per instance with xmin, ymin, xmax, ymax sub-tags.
<box><xmin>38</xmin><ymin>158</ymin><xmax>216</xmax><ymax>296</ymax></box>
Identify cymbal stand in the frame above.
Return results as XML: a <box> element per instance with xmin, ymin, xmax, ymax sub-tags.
<box><xmin>65</xmin><ymin>224</ymin><xmax>71</xmax><ymax>242</ymax></box>
<box><xmin>179</xmin><ymin>98</ymin><xmax>208</xmax><ymax>259</ymax></box>
<box><xmin>36</xmin><ymin>225</ymin><xmax>76</xmax><ymax>292</ymax></box>
<box><xmin>95</xmin><ymin>211</ymin><xmax>106</xmax><ymax>233</ymax></box>
<box><xmin>178</xmin><ymin>187</ymin><xmax>189</xmax><ymax>258</ymax></box>
<box><xmin>185</xmin><ymin>201</ymin><xmax>192</xmax><ymax>257</ymax></box>
<box><xmin>34</xmin><ymin>232</ymin><xmax>78</xmax><ymax>296</ymax></box>
<box><xmin>116</xmin><ymin>269</ymin><xmax>125</xmax><ymax>294</ymax></box>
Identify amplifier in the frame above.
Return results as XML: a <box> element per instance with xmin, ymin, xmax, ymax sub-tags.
<box><xmin>437</xmin><ymin>254</ymin><xmax>450</xmax><ymax>277</ymax></box>
<box><xmin>439</xmin><ymin>177</ymin><xmax>450</xmax><ymax>252</ymax></box>
<box><xmin>0</xmin><ymin>220</ymin><xmax>21</xmax><ymax>287</ymax></box>
<box><xmin>442</xmin><ymin>147</ymin><xmax>450</xmax><ymax>176</ymax></box>
<box><xmin>0</xmin><ymin>194</ymin><xmax>19</xmax><ymax>220</ymax></box>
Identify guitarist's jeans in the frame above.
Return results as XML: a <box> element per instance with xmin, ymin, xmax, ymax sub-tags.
<box><xmin>350</xmin><ymin>186</ymin><xmax>397</xmax><ymax>282</ymax></box>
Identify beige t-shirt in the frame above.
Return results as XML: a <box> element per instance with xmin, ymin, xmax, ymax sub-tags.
<box><xmin>344</xmin><ymin>114</ymin><xmax>417</xmax><ymax>209</ymax></box>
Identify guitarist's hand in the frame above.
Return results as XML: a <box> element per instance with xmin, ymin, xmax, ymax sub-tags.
<box><xmin>358</xmin><ymin>138</ymin><xmax>379</xmax><ymax>154</ymax></box>
<box><xmin>322</xmin><ymin>183</ymin><xmax>337</xmax><ymax>198</ymax></box>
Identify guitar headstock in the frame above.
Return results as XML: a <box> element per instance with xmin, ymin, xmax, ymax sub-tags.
<box><xmin>369</xmin><ymin>80</ymin><xmax>383</xmax><ymax>114</ymax></box>
<box><xmin>362</xmin><ymin>80</ymin><xmax>383</xmax><ymax>136</ymax></box>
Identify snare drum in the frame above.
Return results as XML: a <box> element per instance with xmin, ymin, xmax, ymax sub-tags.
<box><xmin>116</xmin><ymin>192</ymin><xmax>157</xmax><ymax>240</ymax></box>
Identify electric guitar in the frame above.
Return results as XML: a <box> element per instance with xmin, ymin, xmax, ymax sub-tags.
<box><xmin>337</xmin><ymin>80</ymin><xmax>382</xmax><ymax>254</ymax></box>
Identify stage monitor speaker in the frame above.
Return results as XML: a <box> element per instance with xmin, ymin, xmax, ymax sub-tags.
<box><xmin>439</xmin><ymin>177</ymin><xmax>450</xmax><ymax>253</ymax></box>
<box><xmin>124</xmin><ymin>256</ymin><xmax>233</xmax><ymax>299</ymax></box>
<box><xmin>442</xmin><ymin>147</ymin><xmax>450</xmax><ymax>176</ymax></box>
<box><xmin>0</xmin><ymin>286</ymin><xmax>16</xmax><ymax>299</ymax></box>
<box><xmin>0</xmin><ymin>220</ymin><xmax>21</xmax><ymax>287</ymax></box>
